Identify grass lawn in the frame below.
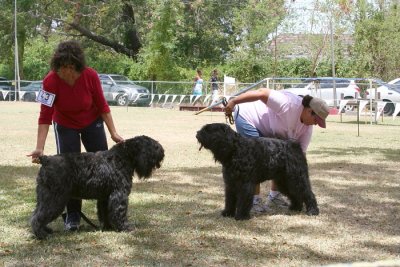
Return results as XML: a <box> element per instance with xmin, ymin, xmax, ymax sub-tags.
<box><xmin>0</xmin><ymin>101</ymin><xmax>399</xmax><ymax>266</ymax></box>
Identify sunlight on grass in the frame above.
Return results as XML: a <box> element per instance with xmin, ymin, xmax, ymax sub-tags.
<box><xmin>0</xmin><ymin>102</ymin><xmax>399</xmax><ymax>266</ymax></box>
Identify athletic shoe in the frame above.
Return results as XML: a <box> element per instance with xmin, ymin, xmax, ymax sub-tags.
<box><xmin>63</xmin><ymin>211</ymin><xmax>81</xmax><ymax>231</ymax></box>
<box><xmin>251</xmin><ymin>197</ymin><xmax>270</xmax><ymax>213</ymax></box>
<box><xmin>266</xmin><ymin>193</ymin><xmax>290</xmax><ymax>208</ymax></box>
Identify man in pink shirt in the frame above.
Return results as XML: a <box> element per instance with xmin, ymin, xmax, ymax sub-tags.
<box><xmin>225</xmin><ymin>88</ymin><xmax>329</xmax><ymax>213</ymax></box>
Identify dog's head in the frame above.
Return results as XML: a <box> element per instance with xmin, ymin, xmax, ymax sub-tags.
<box><xmin>119</xmin><ymin>135</ymin><xmax>164</xmax><ymax>179</ymax></box>
<box><xmin>196</xmin><ymin>123</ymin><xmax>238</xmax><ymax>163</ymax></box>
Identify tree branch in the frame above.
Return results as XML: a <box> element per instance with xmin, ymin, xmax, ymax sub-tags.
<box><xmin>67</xmin><ymin>21</ymin><xmax>137</xmax><ymax>58</ymax></box>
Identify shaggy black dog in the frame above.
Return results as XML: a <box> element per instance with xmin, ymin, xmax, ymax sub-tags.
<box><xmin>196</xmin><ymin>123</ymin><xmax>319</xmax><ymax>220</ymax></box>
<box><xmin>31</xmin><ymin>135</ymin><xmax>164</xmax><ymax>239</ymax></box>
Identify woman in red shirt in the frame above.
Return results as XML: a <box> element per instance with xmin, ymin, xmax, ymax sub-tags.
<box><xmin>28</xmin><ymin>40</ymin><xmax>124</xmax><ymax>231</ymax></box>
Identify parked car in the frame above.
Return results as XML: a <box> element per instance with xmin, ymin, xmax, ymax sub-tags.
<box><xmin>99</xmin><ymin>74</ymin><xmax>151</xmax><ymax>106</ymax></box>
<box><xmin>20</xmin><ymin>81</ymin><xmax>43</xmax><ymax>102</ymax></box>
<box><xmin>284</xmin><ymin>78</ymin><xmax>361</xmax><ymax>111</ymax></box>
<box><xmin>0</xmin><ymin>77</ymin><xmax>16</xmax><ymax>101</ymax></box>
<box><xmin>366</xmin><ymin>78</ymin><xmax>400</xmax><ymax>116</ymax></box>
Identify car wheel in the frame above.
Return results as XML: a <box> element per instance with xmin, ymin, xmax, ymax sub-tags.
<box><xmin>383</xmin><ymin>101</ymin><xmax>395</xmax><ymax>116</ymax></box>
<box><xmin>24</xmin><ymin>93</ymin><xmax>35</xmax><ymax>102</ymax></box>
<box><xmin>343</xmin><ymin>97</ymin><xmax>355</xmax><ymax>112</ymax></box>
<box><xmin>116</xmin><ymin>94</ymin><xmax>128</xmax><ymax>106</ymax></box>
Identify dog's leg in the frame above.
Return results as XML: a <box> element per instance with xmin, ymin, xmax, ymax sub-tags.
<box><xmin>234</xmin><ymin>181</ymin><xmax>254</xmax><ymax>220</ymax></box>
<box><xmin>31</xmin><ymin>186</ymin><xmax>68</xmax><ymax>239</ymax></box>
<box><xmin>221</xmin><ymin>169</ymin><xmax>236</xmax><ymax>218</ymax></box>
<box><xmin>283</xmin><ymin>174</ymin><xmax>319</xmax><ymax>215</ymax></box>
<box><xmin>273</xmin><ymin>177</ymin><xmax>302</xmax><ymax>211</ymax></box>
<box><xmin>287</xmin><ymin>193</ymin><xmax>303</xmax><ymax>212</ymax></box>
<box><xmin>108</xmin><ymin>191</ymin><xmax>132</xmax><ymax>231</ymax></box>
<box><xmin>97</xmin><ymin>199</ymin><xmax>112</xmax><ymax>230</ymax></box>
<box><xmin>303</xmin><ymin>190</ymin><xmax>319</xmax><ymax>216</ymax></box>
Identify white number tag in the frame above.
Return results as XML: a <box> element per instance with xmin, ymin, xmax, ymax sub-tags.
<box><xmin>36</xmin><ymin>89</ymin><xmax>56</xmax><ymax>107</ymax></box>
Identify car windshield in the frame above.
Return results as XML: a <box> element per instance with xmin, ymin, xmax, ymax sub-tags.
<box><xmin>110</xmin><ymin>75</ymin><xmax>129</xmax><ymax>81</ymax></box>
<box><xmin>110</xmin><ymin>75</ymin><xmax>137</xmax><ymax>85</ymax></box>
<box><xmin>390</xmin><ymin>87</ymin><xmax>400</xmax><ymax>94</ymax></box>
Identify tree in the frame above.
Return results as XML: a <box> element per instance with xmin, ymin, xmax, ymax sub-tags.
<box><xmin>352</xmin><ymin>0</ymin><xmax>400</xmax><ymax>80</ymax></box>
<box><xmin>226</xmin><ymin>0</ymin><xmax>286</xmax><ymax>82</ymax></box>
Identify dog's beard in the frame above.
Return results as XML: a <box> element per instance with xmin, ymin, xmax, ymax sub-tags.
<box><xmin>198</xmin><ymin>144</ymin><xmax>203</xmax><ymax>151</ymax></box>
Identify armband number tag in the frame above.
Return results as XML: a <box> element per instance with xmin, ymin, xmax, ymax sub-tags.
<box><xmin>37</xmin><ymin>89</ymin><xmax>56</xmax><ymax>107</ymax></box>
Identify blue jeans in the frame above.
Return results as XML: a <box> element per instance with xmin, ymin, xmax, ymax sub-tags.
<box><xmin>234</xmin><ymin>112</ymin><xmax>263</xmax><ymax>138</ymax></box>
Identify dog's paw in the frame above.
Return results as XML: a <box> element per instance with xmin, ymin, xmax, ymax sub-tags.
<box><xmin>289</xmin><ymin>204</ymin><xmax>302</xmax><ymax>212</ymax></box>
<box><xmin>120</xmin><ymin>223</ymin><xmax>136</xmax><ymax>232</ymax></box>
<box><xmin>33</xmin><ymin>229</ymin><xmax>50</xmax><ymax>240</ymax></box>
<box><xmin>306</xmin><ymin>207</ymin><xmax>319</xmax><ymax>216</ymax></box>
<box><xmin>44</xmin><ymin>226</ymin><xmax>53</xmax><ymax>234</ymax></box>
<box><xmin>234</xmin><ymin>214</ymin><xmax>251</xmax><ymax>220</ymax></box>
<box><xmin>221</xmin><ymin>210</ymin><xmax>235</xmax><ymax>217</ymax></box>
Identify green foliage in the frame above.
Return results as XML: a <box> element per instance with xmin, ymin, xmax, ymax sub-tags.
<box><xmin>2</xmin><ymin>0</ymin><xmax>400</xmax><ymax>83</ymax></box>
<box><xmin>352</xmin><ymin>1</ymin><xmax>400</xmax><ymax>80</ymax></box>
<box><xmin>22</xmin><ymin>37</ymin><xmax>57</xmax><ymax>80</ymax></box>
<box><xmin>139</xmin><ymin>0</ymin><xmax>183</xmax><ymax>81</ymax></box>
<box><xmin>276</xmin><ymin>58</ymin><xmax>313</xmax><ymax>78</ymax></box>
<box><xmin>86</xmin><ymin>46</ymin><xmax>133</xmax><ymax>77</ymax></box>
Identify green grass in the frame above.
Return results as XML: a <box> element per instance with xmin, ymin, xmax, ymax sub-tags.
<box><xmin>0</xmin><ymin>102</ymin><xmax>399</xmax><ymax>266</ymax></box>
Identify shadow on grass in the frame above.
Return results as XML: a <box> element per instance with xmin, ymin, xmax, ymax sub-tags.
<box><xmin>309</xmin><ymin>146</ymin><xmax>400</xmax><ymax>161</ymax></box>
<box><xmin>0</xmin><ymin>151</ymin><xmax>399</xmax><ymax>266</ymax></box>
<box><xmin>330</xmin><ymin>119</ymin><xmax>400</xmax><ymax>126</ymax></box>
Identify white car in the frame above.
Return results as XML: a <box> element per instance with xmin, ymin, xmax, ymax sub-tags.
<box><xmin>284</xmin><ymin>78</ymin><xmax>360</xmax><ymax>110</ymax></box>
<box><xmin>366</xmin><ymin>78</ymin><xmax>400</xmax><ymax>116</ymax></box>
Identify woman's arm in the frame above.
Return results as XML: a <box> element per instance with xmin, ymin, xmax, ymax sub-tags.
<box><xmin>225</xmin><ymin>88</ymin><xmax>271</xmax><ymax>115</ymax></box>
<box><xmin>27</xmin><ymin>124</ymin><xmax>50</xmax><ymax>163</ymax></box>
<box><xmin>101</xmin><ymin>112</ymin><xmax>124</xmax><ymax>143</ymax></box>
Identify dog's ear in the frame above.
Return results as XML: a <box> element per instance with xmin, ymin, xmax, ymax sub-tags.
<box><xmin>122</xmin><ymin>136</ymin><xmax>164</xmax><ymax>179</ymax></box>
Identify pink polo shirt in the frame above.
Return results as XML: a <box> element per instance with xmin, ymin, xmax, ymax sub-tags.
<box><xmin>236</xmin><ymin>90</ymin><xmax>313</xmax><ymax>152</ymax></box>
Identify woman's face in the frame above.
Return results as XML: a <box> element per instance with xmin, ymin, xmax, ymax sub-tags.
<box><xmin>56</xmin><ymin>65</ymin><xmax>76</xmax><ymax>81</ymax></box>
<box><xmin>301</xmin><ymin>107</ymin><xmax>319</xmax><ymax>126</ymax></box>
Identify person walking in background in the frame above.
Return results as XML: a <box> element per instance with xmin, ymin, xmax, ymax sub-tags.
<box><xmin>224</xmin><ymin>88</ymin><xmax>329</xmax><ymax>213</ymax></box>
<box><xmin>192</xmin><ymin>69</ymin><xmax>203</xmax><ymax>95</ymax></box>
<box><xmin>210</xmin><ymin>69</ymin><xmax>219</xmax><ymax>103</ymax></box>
<box><xmin>27</xmin><ymin>40</ymin><xmax>124</xmax><ymax>231</ymax></box>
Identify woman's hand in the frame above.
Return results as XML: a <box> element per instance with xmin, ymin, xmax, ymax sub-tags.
<box><xmin>111</xmin><ymin>132</ymin><xmax>125</xmax><ymax>143</ymax></box>
<box><xmin>27</xmin><ymin>149</ymin><xmax>44</xmax><ymax>164</ymax></box>
<box><xmin>224</xmin><ymin>99</ymin><xmax>236</xmax><ymax>117</ymax></box>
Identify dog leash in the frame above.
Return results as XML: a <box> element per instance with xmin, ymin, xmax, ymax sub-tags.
<box><xmin>79</xmin><ymin>211</ymin><xmax>99</xmax><ymax>230</ymax></box>
<box><xmin>222</xmin><ymin>97</ymin><xmax>234</xmax><ymax>125</ymax></box>
<box><xmin>62</xmin><ymin>211</ymin><xmax>99</xmax><ymax>230</ymax></box>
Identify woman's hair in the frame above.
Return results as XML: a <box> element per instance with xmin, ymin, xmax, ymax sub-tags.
<box><xmin>50</xmin><ymin>40</ymin><xmax>86</xmax><ymax>72</ymax></box>
<box><xmin>302</xmin><ymin>95</ymin><xmax>313</xmax><ymax>108</ymax></box>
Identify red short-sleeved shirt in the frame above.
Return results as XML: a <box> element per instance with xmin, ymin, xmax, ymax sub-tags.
<box><xmin>38</xmin><ymin>67</ymin><xmax>110</xmax><ymax>129</ymax></box>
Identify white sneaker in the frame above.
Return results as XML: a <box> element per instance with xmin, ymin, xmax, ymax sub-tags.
<box><xmin>251</xmin><ymin>197</ymin><xmax>269</xmax><ymax>213</ymax></box>
<box><xmin>266</xmin><ymin>193</ymin><xmax>289</xmax><ymax>208</ymax></box>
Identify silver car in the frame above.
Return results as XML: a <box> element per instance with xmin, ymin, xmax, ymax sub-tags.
<box><xmin>99</xmin><ymin>74</ymin><xmax>151</xmax><ymax>106</ymax></box>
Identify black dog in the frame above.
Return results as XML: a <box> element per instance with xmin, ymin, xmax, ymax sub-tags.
<box><xmin>196</xmin><ymin>123</ymin><xmax>319</xmax><ymax>220</ymax></box>
<box><xmin>31</xmin><ymin>135</ymin><xmax>164</xmax><ymax>239</ymax></box>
